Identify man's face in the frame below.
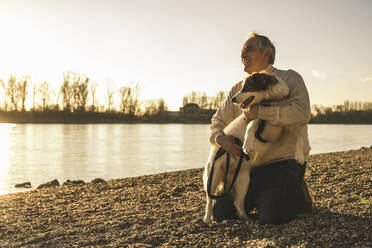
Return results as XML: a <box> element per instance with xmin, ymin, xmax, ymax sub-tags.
<box><xmin>241</xmin><ymin>37</ymin><xmax>269</xmax><ymax>74</ymax></box>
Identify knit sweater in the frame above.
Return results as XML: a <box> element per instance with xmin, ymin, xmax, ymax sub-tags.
<box><xmin>209</xmin><ymin>65</ymin><xmax>311</xmax><ymax>166</ymax></box>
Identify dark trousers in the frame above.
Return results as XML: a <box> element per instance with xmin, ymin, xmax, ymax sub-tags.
<box><xmin>213</xmin><ymin>159</ymin><xmax>306</xmax><ymax>224</ymax></box>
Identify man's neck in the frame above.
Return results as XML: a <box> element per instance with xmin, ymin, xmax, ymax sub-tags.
<box><xmin>264</xmin><ymin>64</ymin><xmax>274</xmax><ymax>73</ymax></box>
<box><xmin>248</xmin><ymin>64</ymin><xmax>271</xmax><ymax>75</ymax></box>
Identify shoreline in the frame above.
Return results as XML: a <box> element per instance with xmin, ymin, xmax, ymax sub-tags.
<box><xmin>2</xmin><ymin>120</ymin><xmax>372</xmax><ymax>125</ymax></box>
<box><xmin>2</xmin><ymin>146</ymin><xmax>371</xmax><ymax>197</ymax></box>
<box><xmin>1</xmin><ymin>147</ymin><xmax>371</xmax><ymax>247</ymax></box>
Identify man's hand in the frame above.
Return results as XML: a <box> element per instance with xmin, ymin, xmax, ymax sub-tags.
<box><xmin>216</xmin><ymin>134</ymin><xmax>241</xmax><ymax>157</ymax></box>
<box><xmin>244</xmin><ymin>104</ymin><xmax>259</xmax><ymax>122</ymax></box>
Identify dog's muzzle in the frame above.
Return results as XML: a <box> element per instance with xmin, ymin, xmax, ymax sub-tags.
<box><xmin>240</xmin><ymin>96</ymin><xmax>255</xmax><ymax>109</ymax></box>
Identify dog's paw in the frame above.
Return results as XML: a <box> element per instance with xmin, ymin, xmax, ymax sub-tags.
<box><xmin>203</xmin><ymin>216</ymin><xmax>212</xmax><ymax>224</ymax></box>
<box><xmin>237</xmin><ymin>212</ymin><xmax>249</xmax><ymax>220</ymax></box>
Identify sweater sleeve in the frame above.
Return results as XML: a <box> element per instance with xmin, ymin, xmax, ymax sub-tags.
<box><xmin>257</xmin><ymin>71</ymin><xmax>311</xmax><ymax>126</ymax></box>
<box><xmin>209</xmin><ymin>82</ymin><xmax>242</xmax><ymax>145</ymax></box>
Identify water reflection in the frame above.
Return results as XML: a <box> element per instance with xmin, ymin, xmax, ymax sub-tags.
<box><xmin>0</xmin><ymin>124</ymin><xmax>15</xmax><ymax>194</ymax></box>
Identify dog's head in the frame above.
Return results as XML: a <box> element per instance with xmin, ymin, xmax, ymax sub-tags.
<box><xmin>231</xmin><ymin>72</ymin><xmax>289</xmax><ymax>109</ymax></box>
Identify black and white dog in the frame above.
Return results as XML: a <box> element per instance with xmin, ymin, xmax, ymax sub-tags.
<box><xmin>203</xmin><ymin>72</ymin><xmax>304</xmax><ymax>223</ymax></box>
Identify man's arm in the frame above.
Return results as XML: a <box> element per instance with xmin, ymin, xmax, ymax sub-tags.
<box><xmin>257</xmin><ymin>71</ymin><xmax>311</xmax><ymax>126</ymax></box>
<box><xmin>209</xmin><ymin>82</ymin><xmax>243</xmax><ymax>157</ymax></box>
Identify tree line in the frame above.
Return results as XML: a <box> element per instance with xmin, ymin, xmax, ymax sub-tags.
<box><xmin>0</xmin><ymin>72</ymin><xmax>227</xmax><ymax>122</ymax></box>
<box><xmin>1</xmin><ymin>72</ymin><xmax>370</xmax><ymax>124</ymax></box>
<box><xmin>311</xmin><ymin>100</ymin><xmax>372</xmax><ymax>124</ymax></box>
<box><xmin>0</xmin><ymin>72</ymin><xmax>168</xmax><ymax>116</ymax></box>
<box><xmin>182</xmin><ymin>91</ymin><xmax>227</xmax><ymax>110</ymax></box>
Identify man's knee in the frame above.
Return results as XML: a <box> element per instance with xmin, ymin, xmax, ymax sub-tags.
<box><xmin>257</xmin><ymin>188</ymin><xmax>302</xmax><ymax>224</ymax></box>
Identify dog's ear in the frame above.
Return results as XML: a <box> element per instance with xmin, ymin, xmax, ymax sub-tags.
<box><xmin>250</xmin><ymin>73</ymin><xmax>269</xmax><ymax>91</ymax></box>
<box><xmin>264</xmin><ymin>74</ymin><xmax>278</xmax><ymax>86</ymax></box>
<box><xmin>242</xmin><ymin>76</ymin><xmax>252</xmax><ymax>92</ymax></box>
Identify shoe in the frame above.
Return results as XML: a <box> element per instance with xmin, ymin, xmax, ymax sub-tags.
<box><xmin>302</xmin><ymin>178</ymin><xmax>313</xmax><ymax>213</ymax></box>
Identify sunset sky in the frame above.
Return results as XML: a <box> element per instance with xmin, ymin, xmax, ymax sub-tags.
<box><xmin>0</xmin><ymin>0</ymin><xmax>371</xmax><ymax>110</ymax></box>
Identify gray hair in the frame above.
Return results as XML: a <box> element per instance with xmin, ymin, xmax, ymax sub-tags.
<box><xmin>244</xmin><ymin>32</ymin><xmax>276</xmax><ymax>65</ymax></box>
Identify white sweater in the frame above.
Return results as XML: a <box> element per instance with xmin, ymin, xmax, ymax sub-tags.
<box><xmin>209</xmin><ymin>65</ymin><xmax>311</xmax><ymax>165</ymax></box>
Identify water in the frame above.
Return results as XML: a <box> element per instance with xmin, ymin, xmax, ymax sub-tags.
<box><xmin>1</xmin><ymin>123</ymin><xmax>371</xmax><ymax>194</ymax></box>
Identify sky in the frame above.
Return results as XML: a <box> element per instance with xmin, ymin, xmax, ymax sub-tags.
<box><xmin>0</xmin><ymin>0</ymin><xmax>371</xmax><ymax>110</ymax></box>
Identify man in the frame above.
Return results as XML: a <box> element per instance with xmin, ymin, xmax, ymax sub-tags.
<box><xmin>209</xmin><ymin>32</ymin><xmax>312</xmax><ymax>224</ymax></box>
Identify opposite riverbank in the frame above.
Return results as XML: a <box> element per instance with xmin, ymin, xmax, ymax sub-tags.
<box><xmin>0</xmin><ymin>148</ymin><xmax>371</xmax><ymax>247</ymax></box>
<box><xmin>2</xmin><ymin>110</ymin><xmax>372</xmax><ymax>124</ymax></box>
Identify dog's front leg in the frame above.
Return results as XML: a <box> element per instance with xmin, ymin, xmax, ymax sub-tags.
<box><xmin>233</xmin><ymin>165</ymin><xmax>251</xmax><ymax>220</ymax></box>
<box><xmin>203</xmin><ymin>158</ymin><xmax>224</xmax><ymax>223</ymax></box>
<box><xmin>203</xmin><ymin>165</ymin><xmax>213</xmax><ymax>223</ymax></box>
<box><xmin>203</xmin><ymin>195</ymin><xmax>213</xmax><ymax>224</ymax></box>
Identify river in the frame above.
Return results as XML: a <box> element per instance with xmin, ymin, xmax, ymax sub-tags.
<box><xmin>1</xmin><ymin>123</ymin><xmax>371</xmax><ymax>194</ymax></box>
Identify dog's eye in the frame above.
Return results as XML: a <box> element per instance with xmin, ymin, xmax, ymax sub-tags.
<box><xmin>242</xmin><ymin>84</ymin><xmax>251</xmax><ymax>92</ymax></box>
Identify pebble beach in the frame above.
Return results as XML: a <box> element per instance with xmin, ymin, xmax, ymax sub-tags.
<box><xmin>0</xmin><ymin>147</ymin><xmax>371</xmax><ymax>247</ymax></box>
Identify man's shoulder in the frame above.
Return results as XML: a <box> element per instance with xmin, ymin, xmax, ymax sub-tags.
<box><xmin>273</xmin><ymin>66</ymin><xmax>300</xmax><ymax>75</ymax></box>
<box><xmin>273</xmin><ymin>67</ymin><xmax>304</xmax><ymax>82</ymax></box>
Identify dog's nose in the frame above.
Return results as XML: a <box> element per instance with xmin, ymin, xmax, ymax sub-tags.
<box><xmin>231</xmin><ymin>97</ymin><xmax>236</xmax><ymax>103</ymax></box>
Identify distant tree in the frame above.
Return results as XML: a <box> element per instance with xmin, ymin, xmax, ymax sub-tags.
<box><xmin>189</xmin><ymin>91</ymin><xmax>199</xmax><ymax>104</ymax></box>
<box><xmin>213</xmin><ymin>91</ymin><xmax>227</xmax><ymax>109</ymax></box>
<box><xmin>90</xmin><ymin>81</ymin><xmax>98</xmax><ymax>112</ymax></box>
<box><xmin>182</xmin><ymin>91</ymin><xmax>200</xmax><ymax>107</ymax></box>
<box><xmin>363</xmin><ymin>102</ymin><xmax>372</xmax><ymax>110</ymax></box>
<box><xmin>60</xmin><ymin>72</ymin><xmax>73</xmax><ymax>112</ymax></box>
<box><xmin>17</xmin><ymin>75</ymin><xmax>29</xmax><ymax>111</ymax></box>
<box><xmin>119</xmin><ymin>83</ymin><xmax>140</xmax><ymax>115</ymax></box>
<box><xmin>181</xmin><ymin>90</ymin><xmax>226</xmax><ymax>109</ymax></box>
<box><xmin>142</xmin><ymin>98</ymin><xmax>168</xmax><ymax>117</ymax></box>
<box><xmin>311</xmin><ymin>104</ymin><xmax>322</xmax><ymax>117</ymax></box>
<box><xmin>7</xmin><ymin>75</ymin><xmax>18</xmax><ymax>111</ymax></box>
<box><xmin>119</xmin><ymin>86</ymin><xmax>131</xmax><ymax>114</ymax></box>
<box><xmin>311</xmin><ymin>100</ymin><xmax>372</xmax><ymax>124</ymax></box>
<box><xmin>334</xmin><ymin>105</ymin><xmax>343</xmax><ymax>112</ymax></box>
<box><xmin>143</xmin><ymin>99</ymin><xmax>158</xmax><ymax>117</ymax></box>
<box><xmin>38</xmin><ymin>81</ymin><xmax>51</xmax><ymax>111</ymax></box>
<box><xmin>32</xmin><ymin>82</ymin><xmax>37</xmax><ymax>111</ymax></box>
<box><xmin>106</xmin><ymin>87</ymin><xmax>114</xmax><ymax>112</ymax></box>
<box><xmin>182</xmin><ymin>96</ymin><xmax>188</xmax><ymax>107</ymax></box>
<box><xmin>199</xmin><ymin>92</ymin><xmax>208</xmax><ymax>109</ymax></box>
<box><xmin>157</xmin><ymin>98</ymin><xmax>168</xmax><ymax>113</ymax></box>
<box><xmin>68</xmin><ymin>72</ymin><xmax>89</xmax><ymax>112</ymax></box>
<box><xmin>130</xmin><ymin>83</ymin><xmax>140</xmax><ymax>115</ymax></box>
<box><xmin>0</xmin><ymin>79</ymin><xmax>8</xmax><ymax>111</ymax></box>
<box><xmin>343</xmin><ymin>100</ymin><xmax>350</xmax><ymax>112</ymax></box>
<box><xmin>77</xmin><ymin>77</ymin><xmax>89</xmax><ymax>112</ymax></box>
<box><xmin>53</xmin><ymin>90</ymin><xmax>61</xmax><ymax>111</ymax></box>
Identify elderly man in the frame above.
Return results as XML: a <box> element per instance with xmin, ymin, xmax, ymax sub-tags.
<box><xmin>209</xmin><ymin>32</ymin><xmax>312</xmax><ymax>224</ymax></box>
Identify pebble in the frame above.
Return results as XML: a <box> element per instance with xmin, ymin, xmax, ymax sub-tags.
<box><xmin>0</xmin><ymin>148</ymin><xmax>371</xmax><ymax>247</ymax></box>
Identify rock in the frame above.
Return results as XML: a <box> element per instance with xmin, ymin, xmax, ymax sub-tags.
<box><xmin>14</xmin><ymin>182</ymin><xmax>32</xmax><ymax>188</ymax></box>
<box><xmin>63</xmin><ymin>179</ymin><xmax>85</xmax><ymax>186</ymax></box>
<box><xmin>91</xmin><ymin>178</ymin><xmax>106</xmax><ymax>184</ymax></box>
<box><xmin>37</xmin><ymin>179</ymin><xmax>60</xmax><ymax>189</ymax></box>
